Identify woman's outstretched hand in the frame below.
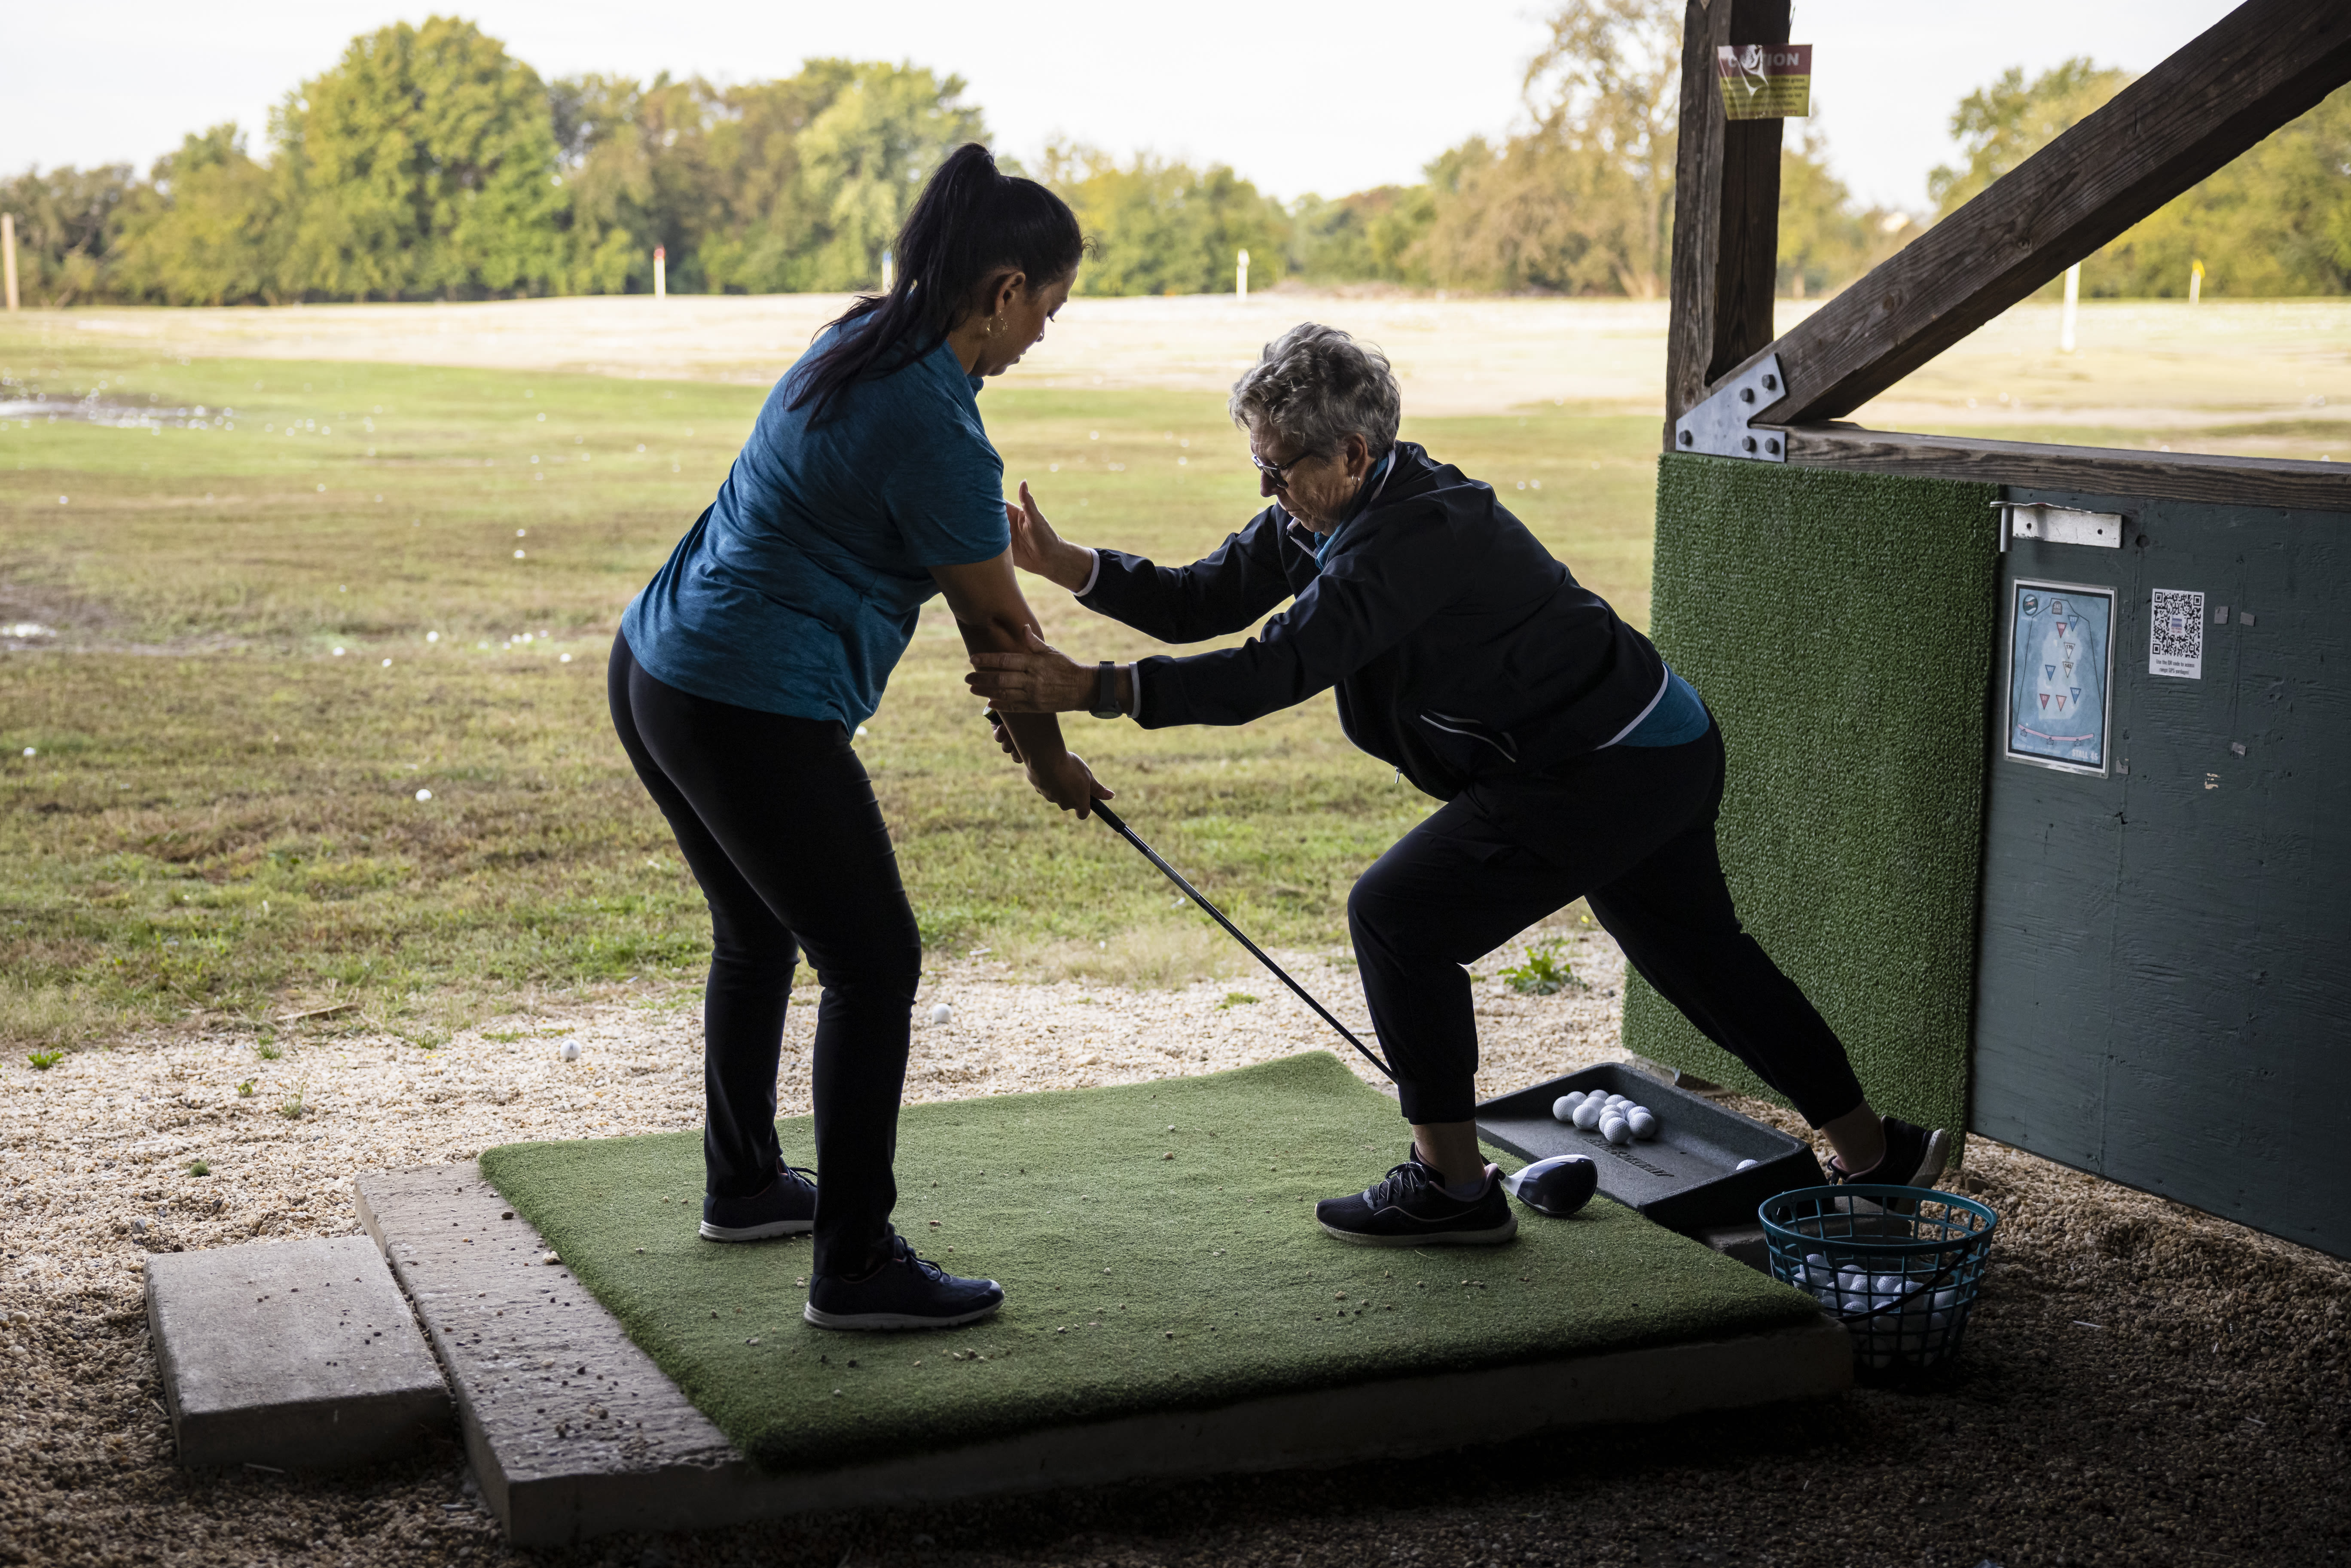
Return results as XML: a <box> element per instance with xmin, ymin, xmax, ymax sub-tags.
<box><xmin>1026</xmin><ymin>749</ymin><xmax>1114</xmax><ymax>819</ymax></box>
<box><xmin>1005</xmin><ymin>482</ymin><xmax>1095</xmax><ymax>592</ymax></box>
<box><xmin>966</xmin><ymin>627</ymin><xmax>1103</xmax><ymax>713</ymax></box>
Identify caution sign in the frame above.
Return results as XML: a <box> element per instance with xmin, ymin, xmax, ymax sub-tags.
<box><xmin>1717</xmin><ymin>43</ymin><xmax>1812</xmax><ymax>120</ymax></box>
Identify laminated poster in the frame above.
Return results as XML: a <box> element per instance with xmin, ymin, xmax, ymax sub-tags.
<box><xmin>1716</xmin><ymin>43</ymin><xmax>1813</xmax><ymax>120</ymax></box>
<box><xmin>2005</xmin><ymin>579</ymin><xmax>2113</xmax><ymax>777</ymax></box>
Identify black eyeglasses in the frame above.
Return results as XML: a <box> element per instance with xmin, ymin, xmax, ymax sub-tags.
<box><xmin>1250</xmin><ymin>448</ymin><xmax>1321</xmax><ymax>486</ymax></box>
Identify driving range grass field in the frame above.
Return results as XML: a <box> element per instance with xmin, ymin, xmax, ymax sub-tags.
<box><xmin>0</xmin><ymin>322</ymin><xmax>1662</xmax><ymax>1052</ymax></box>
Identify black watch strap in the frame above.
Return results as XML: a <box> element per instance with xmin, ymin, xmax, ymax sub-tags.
<box><xmin>1090</xmin><ymin>659</ymin><xmax>1123</xmax><ymax>720</ymax></box>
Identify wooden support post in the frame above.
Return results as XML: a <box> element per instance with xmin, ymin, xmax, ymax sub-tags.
<box><xmin>1740</xmin><ymin>0</ymin><xmax>2351</xmax><ymax>427</ymax></box>
<box><xmin>1663</xmin><ymin>0</ymin><xmax>1790</xmax><ymax>448</ymax></box>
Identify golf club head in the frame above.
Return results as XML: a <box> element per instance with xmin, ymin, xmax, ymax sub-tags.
<box><xmin>1499</xmin><ymin>1154</ymin><xmax>1598</xmax><ymax>1217</ymax></box>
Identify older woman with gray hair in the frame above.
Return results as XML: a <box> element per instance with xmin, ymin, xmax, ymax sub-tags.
<box><xmin>971</xmin><ymin>322</ymin><xmax>1947</xmax><ymax>1247</ymax></box>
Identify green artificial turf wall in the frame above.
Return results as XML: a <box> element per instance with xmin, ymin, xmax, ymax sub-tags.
<box><xmin>480</xmin><ymin>1053</ymin><xmax>1822</xmax><ymax>1473</ymax></box>
<box><xmin>1625</xmin><ymin>455</ymin><xmax>2000</xmax><ymax>1139</ymax></box>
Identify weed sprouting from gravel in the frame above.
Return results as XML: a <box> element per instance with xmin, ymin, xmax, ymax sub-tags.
<box><xmin>26</xmin><ymin>1048</ymin><xmax>62</xmax><ymax>1070</ymax></box>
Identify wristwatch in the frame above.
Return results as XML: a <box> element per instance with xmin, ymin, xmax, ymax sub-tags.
<box><xmin>1090</xmin><ymin>660</ymin><xmax>1123</xmax><ymax>720</ymax></box>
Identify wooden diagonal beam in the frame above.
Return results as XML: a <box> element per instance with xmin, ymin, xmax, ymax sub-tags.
<box><xmin>1664</xmin><ymin>0</ymin><xmax>1791</xmax><ymax>438</ymax></box>
<box><xmin>1743</xmin><ymin>0</ymin><xmax>2351</xmax><ymax>428</ymax></box>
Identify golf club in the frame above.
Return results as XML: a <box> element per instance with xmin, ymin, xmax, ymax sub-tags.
<box><xmin>1090</xmin><ymin>801</ymin><xmax>1398</xmax><ymax>1084</ymax></box>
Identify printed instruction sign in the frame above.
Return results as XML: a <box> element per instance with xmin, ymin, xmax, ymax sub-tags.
<box><xmin>2005</xmin><ymin>579</ymin><xmax>2114</xmax><ymax>776</ymax></box>
<box><xmin>2149</xmin><ymin>588</ymin><xmax>2205</xmax><ymax>678</ymax></box>
<box><xmin>1717</xmin><ymin>43</ymin><xmax>1813</xmax><ymax>119</ymax></box>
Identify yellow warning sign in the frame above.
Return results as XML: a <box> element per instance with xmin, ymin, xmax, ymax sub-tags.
<box><xmin>1717</xmin><ymin>43</ymin><xmax>1812</xmax><ymax>121</ymax></box>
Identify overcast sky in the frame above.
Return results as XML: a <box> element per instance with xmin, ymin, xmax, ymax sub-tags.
<box><xmin>3</xmin><ymin>0</ymin><xmax>2235</xmax><ymax>212</ymax></box>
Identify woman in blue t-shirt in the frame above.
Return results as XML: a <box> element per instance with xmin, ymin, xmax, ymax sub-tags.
<box><xmin>609</xmin><ymin>145</ymin><xmax>1106</xmax><ymax>1331</ymax></box>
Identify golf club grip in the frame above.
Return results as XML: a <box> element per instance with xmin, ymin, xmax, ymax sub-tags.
<box><xmin>1091</xmin><ymin>804</ymin><xmax>1396</xmax><ymax>1083</ymax></box>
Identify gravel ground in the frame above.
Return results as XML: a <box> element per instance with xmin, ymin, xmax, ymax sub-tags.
<box><xmin>4</xmin><ymin>929</ymin><xmax>2346</xmax><ymax>1568</ymax></box>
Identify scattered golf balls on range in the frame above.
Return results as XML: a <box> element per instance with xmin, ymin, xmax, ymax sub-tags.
<box><xmin>927</xmin><ymin>1002</ymin><xmax>954</xmax><ymax>1026</ymax></box>
<box><xmin>559</xmin><ymin>1039</ymin><xmax>580</xmax><ymax>1061</ymax></box>
<box><xmin>1551</xmin><ymin>1089</ymin><xmax>1659</xmax><ymax>1145</ymax></box>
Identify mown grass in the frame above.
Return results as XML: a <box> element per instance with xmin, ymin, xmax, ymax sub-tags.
<box><xmin>0</xmin><ymin>319</ymin><xmax>1668</xmax><ymax>1049</ymax></box>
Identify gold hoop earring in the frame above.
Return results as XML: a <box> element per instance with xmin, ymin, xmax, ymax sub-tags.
<box><xmin>986</xmin><ymin>312</ymin><xmax>1006</xmax><ymax>338</ymax></box>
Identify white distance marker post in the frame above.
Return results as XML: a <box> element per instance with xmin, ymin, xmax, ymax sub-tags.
<box><xmin>1237</xmin><ymin>248</ymin><xmax>1249</xmax><ymax>301</ymax></box>
<box><xmin>1</xmin><ymin>213</ymin><xmax>17</xmax><ymax>312</ymax></box>
<box><xmin>2189</xmin><ymin>258</ymin><xmax>2204</xmax><ymax>305</ymax></box>
<box><xmin>2060</xmin><ymin>262</ymin><xmax>2079</xmax><ymax>354</ymax></box>
<box><xmin>882</xmin><ymin>250</ymin><xmax>894</xmax><ymax>293</ymax></box>
<box><xmin>654</xmin><ymin>245</ymin><xmax>667</xmax><ymax>300</ymax></box>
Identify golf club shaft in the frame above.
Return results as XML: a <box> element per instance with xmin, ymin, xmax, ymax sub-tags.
<box><xmin>1090</xmin><ymin>802</ymin><xmax>1396</xmax><ymax>1083</ymax></box>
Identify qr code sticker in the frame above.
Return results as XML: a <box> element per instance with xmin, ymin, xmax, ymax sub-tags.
<box><xmin>2150</xmin><ymin>588</ymin><xmax>2204</xmax><ymax>679</ymax></box>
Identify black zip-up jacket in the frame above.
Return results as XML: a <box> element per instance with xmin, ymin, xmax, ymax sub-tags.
<box><xmin>1079</xmin><ymin>442</ymin><xmax>1667</xmax><ymax>800</ymax></box>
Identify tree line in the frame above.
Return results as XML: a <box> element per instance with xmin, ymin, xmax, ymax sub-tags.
<box><xmin>4</xmin><ymin>6</ymin><xmax>2345</xmax><ymax>308</ymax></box>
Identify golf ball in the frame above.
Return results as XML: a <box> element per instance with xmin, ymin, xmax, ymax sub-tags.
<box><xmin>1601</xmin><ymin>1115</ymin><xmax>1633</xmax><ymax>1147</ymax></box>
<box><xmin>1872</xmin><ymin>1274</ymin><xmax>1907</xmax><ymax>1298</ymax></box>
<box><xmin>559</xmin><ymin>1040</ymin><xmax>579</xmax><ymax>1061</ymax></box>
<box><xmin>1571</xmin><ymin>1098</ymin><xmax>1605</xmax><ymax>1131</ymax></box>
<box><xmin>928</xmin><ymin>1003</ymin><xmax>953</xmax><ymax>1026</ymax></box>
<box><xmin>1735</xmin><ymin>1158</ymin><xmax>1760</xmax><ymax>1171</ymax></box>
<box><xmin>1552</xmin><ymin>1094</ymin><xmax>1581</xmax><ymax>1123</ymax></box>
<box><xmin>1627</xmin><ymin>1110</ymin><xmax>1658</xmax><ymax>1141</ymax></box>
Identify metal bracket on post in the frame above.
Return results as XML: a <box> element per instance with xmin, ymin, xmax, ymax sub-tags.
<box><xmin>1992</xmin><ymin>501</ymin><xmax>2126</xmax><ymax>553</ymax></box>
<box><xmin>1673</xmin><ymin>353</ymin><xmax>1787</xmax><ymax>461</ymax></box>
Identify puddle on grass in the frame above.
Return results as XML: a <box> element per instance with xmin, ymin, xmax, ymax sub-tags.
<box><xmin>0</xmin><ymin>392</ymin><xmax>238</xmax><ymax>431</ymax></box>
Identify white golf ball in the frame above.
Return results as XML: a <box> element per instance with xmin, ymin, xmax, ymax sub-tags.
<box><xmin>1600</xmin><ymin>1115</ymin><xmax>1633</xmax><ymax>1147</ymax></box>
<box><xmin>1551</xmin><ymin>1095</ymin><xmax>1580</xmax><ymax>1123</ymax></box>
<box><xmin>559</xmin><ymin>1040</ymin><xmax>579</xmax><ymax>1061</ymax></box>
<box><xmin>1838</xmin><ymin>1270</ymin><xmax>1869</xmax><ymax>1294</ymax></box>
<box><xmin>1932</xmin><ymin>1287</ymin><xmax>1959</xmax><ymax>1311</ymax></box>
<box><xmin>1627</xmin><ymin>1110</ymin><xmax>1658</xmax><ymax>1141</ymax></box>
<box><xmin>1735</xmin><ymin>1158</ymin><xmax>1760</xmax><ymax>1171</ymax></box>
<box><xmin>927</xmin><ymin>1003</ymin><xmax>953</xmax><ymax>1026</ymax></box>
<box><xmin>1571</xmin><ymin>1098</ymin><xmax>1605</xmax><ymax>1131</ymax></box>
<box><xmin>414</xmin><ymin>788</ymin><xmax>432</xmax><ymax>802</ymax></box>
<box><xmin>1872</xmin><ymin>1274</ymin><xmax>1907</xmax><ymax>1298</ymax></box>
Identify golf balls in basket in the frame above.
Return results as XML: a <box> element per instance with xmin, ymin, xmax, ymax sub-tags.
<box><xmin>927</xmin><ymin>1003</ymin><xmax>953</xmax><ymax>1026</ymax></box>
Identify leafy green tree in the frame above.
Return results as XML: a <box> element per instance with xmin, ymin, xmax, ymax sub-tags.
<box><xmin>111</xmin><ymin>126</ymin><xmax>285</xmax><ymax>305</ymax></box>
<box><xmin>1288</xmin><ymin>185</ymin><xmax>1437</xmax><ymax>285</ymax></box>
<box><xmin>0</xmin><ymin>163</ymin><xmax>136</xmax><ymax>305</ymax></box>
<box><xmin>1044</xmin><ymin>144</ymin><xmax>1288</xmax><ymax>296</ymax></box>
<box><xmin>275</xmin><ymin>17</ymin><xmax>569</xmax><ymax>299</ymax></box>
<box><xmin>1929</xmin><ymin>58</ymin><xmax>2133</xmax><ymax>217</ymax></box>
<box><xmin>791</xmin><ymin>62</ymin><xmax>987</xmax><ymax>291</ymax></box>
<box><xmin>2088</xmin><ymin>84</ymin><xmax>2351</xmax><ymax>297</ymax></box>
<box><xmin>1413</xmin><ymin>0</ymin><xmax>1680</xmax><ymax>295</ymax></box>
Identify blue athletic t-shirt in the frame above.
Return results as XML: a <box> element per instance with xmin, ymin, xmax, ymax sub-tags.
<box><xmin>620</xmin><ymin>326</ymin><xmax>1010</xmax><ymax>726</ymax></box>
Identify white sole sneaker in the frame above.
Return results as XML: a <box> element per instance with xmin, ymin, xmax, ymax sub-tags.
<box><xmin>801</xmin><ymin>1299</ymin><xmax>1004</xmax><ymax>1331</ymax></box>
<box><xmin>698</xmin><ymin>1217</ymin><xmax>813</xmax><ymax>1242</ymax></box>
<box><xmin>1316</xmin><ymin>1213</ymin><xmax>1519</xmax><ymax>1247</ymax></box>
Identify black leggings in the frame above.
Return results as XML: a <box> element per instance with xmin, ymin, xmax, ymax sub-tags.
<box><xmin>607</xmin><ymin>633</ymin><xmax>920</xmax><ymax>1275</ymax></box>
<box><xmin>1348</xmin><ymin>720</ymin><xmax>1866</xmax><ymax>1129</ymax></box>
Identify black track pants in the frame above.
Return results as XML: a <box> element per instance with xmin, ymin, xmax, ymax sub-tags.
<box><xmin>1347</xmin><ymin>720</ymin><xmax>1866</xmax><ymax>1129</ymax></box>
<box><xmin>608</xmin><ymin>632</ymin><xmax>921</xmax><ymax>1275</ymax></box>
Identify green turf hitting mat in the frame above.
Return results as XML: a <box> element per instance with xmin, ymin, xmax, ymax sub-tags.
<box><xmin>480</xmin><ymin>1053</ymin><xmax>1823</xmax><ymax>1472</ymax></box>
<box><xmin>1628</xmin><ymin>455</ymin><xmax>2000</xmax><ymax>1139</ymax></box>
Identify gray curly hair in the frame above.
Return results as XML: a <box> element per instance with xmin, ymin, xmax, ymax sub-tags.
<box><xmin>1227</xmin><ymin>323</ymin><xmax>1401</xmax><ymax>460</ymax></box>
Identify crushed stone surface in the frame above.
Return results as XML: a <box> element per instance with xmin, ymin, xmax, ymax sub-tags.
<box><xmin>3</xmin><ymin>929</ymin><xmax>2345</xmax><ymax>1566</ymax></box>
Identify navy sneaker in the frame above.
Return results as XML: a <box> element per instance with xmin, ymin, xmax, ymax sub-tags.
<box><xmin>1316</xmin><ymin>1149</ymin><xmax>1518</xmax><ymax>1247</ymax></box>
<box><xmin>804</xmin><ymin>1233</ymin><xmax>1005</xmax><ymax>1331</ymax></box>
<box><xmin>699</xmin><ymin>1162</ymin><xmax>818</xmax><ymax>1242</ymax></box>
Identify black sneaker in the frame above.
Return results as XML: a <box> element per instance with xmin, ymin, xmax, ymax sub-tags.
<box><xmin>1829</xmin><ymin>1117</ymin><xmax>1951</xmax><ymax>1189</ymax></box>
<box><xmin>1829</xmin><ymin>1117</ymin><xmax>1951</xmax><ymax>1217</ymax></box>
<box><xmin>803</xmin><ymin>1233</ymin><xmax>1005</xmax><ymax>1331</ymax></box>
<box><xmin>699</xmin><ymin>1162</ymin><xmax>818</xmax><ymax>1242</ymax></box>
<box><xmin>1315</xmin><ymin>1149</ymin><xmax>1518</xmax><ymax>1247</ymax></box>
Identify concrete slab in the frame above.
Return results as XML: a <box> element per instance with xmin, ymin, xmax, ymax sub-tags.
<box><xmin>145</xmin><ymin>1235</ymin><xmax>452</xmax><ymax>1469</ymax></box>
<box><xmin>358</xmin><ymin>1163</ymin><xmax>1852</xmax><ymax>1547</ymax></box>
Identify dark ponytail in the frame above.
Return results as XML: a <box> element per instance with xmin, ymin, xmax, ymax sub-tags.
<box><xmin>786</xmin><ymin>144</ymin><xmax>1084</xmax><ymax>423</ymax></box>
